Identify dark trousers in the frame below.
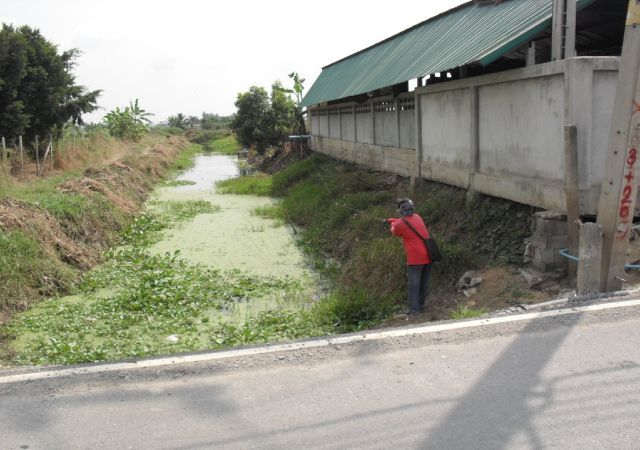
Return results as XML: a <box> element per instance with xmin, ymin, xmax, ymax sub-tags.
<box><xmin>407</xmin><ymin>264</ymin><xmax>432</xmax><ymax>314</ymax></box>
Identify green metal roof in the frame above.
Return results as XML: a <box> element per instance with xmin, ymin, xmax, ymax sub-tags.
<box><xmin>301</xmin><ymin>0</ymin><xmax>595</xmax><ymax>108</ymax></box>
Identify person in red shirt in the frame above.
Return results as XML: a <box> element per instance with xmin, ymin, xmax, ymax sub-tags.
<box><xmin>386</xmin><ymin>198</ymin><xmax>432</xmax><ymax>315</ymax></box>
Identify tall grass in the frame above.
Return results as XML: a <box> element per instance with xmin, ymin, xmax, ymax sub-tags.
<box><xmin>0</xmin><ymin>159</ymin><xmax>11</xmax><ymax>191</ymax></box>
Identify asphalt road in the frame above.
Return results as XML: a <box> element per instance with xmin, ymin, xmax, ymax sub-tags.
<box><xmin>2</xmin><ymin>301</ymin><xmax>640</xmax><ymax>449</ymax></box>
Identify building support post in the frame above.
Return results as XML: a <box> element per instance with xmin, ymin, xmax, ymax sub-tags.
<box><xmin>526</xmin><ymin>41</ymin><xmax>536</xmax><ymax>66</ymax></box>
<box><xmin>551</xmin><ymin>0</ymin><xmax>566</xmax><ymax>61</ymax></box>
<box><xmin>353</xmin><ymin>105</ymin><xmax>357</xmax><ymax>143</ymax></box>
<box><xmin>414</xmin><ymin>91</ymin><xmax>423</xmax><ymax>180</ymax></box>
<box><xmin>370</xmin><ymin>101</ymin><xmax>376</xmax><ymax>145</ymax></box>
<box><xmin>596</xmin><ymin>0</ymin><xmax>640</xmax><ymax>291</ymax></box>
<box><xmin>577</xmin><ymin>222</ymin><xmax>603</xmax><ymax>295</ymax></box>
<box><xmin>565</xmin><ymin>0</ymin><xmax>577</xmax><ymax>58</ymax></box>
<box><xmin>565</xmin><ymin>125</ymin><xmax>580</xmax><ymax>282</ymax></box>
<box><xmin>395</xmin><ymin>98</ymin><xmax>401</xmax><ymax>148</ymax></box>
<box><xmin>469</xmin><ymin>86</ymin><xmax>480</xmax><ymax>180</ymax></box>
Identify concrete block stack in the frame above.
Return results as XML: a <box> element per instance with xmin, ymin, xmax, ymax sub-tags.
<box><xmin>527</xmin><ymin>210</ymin><xmax>568</xmax><ymax>273</ymax></box>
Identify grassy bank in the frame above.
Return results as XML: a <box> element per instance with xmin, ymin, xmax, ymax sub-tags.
<box><xmin>0</xmin><ymin>132</ymin><xmax>192</xmax><ymax>323</ymax></box>
<box><xmin>219</xmin><ymin>153</ymin><xmax>534</xmax><ymax>323</ymax></box>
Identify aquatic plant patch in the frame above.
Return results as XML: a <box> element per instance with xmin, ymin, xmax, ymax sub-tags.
<box><xmin>8</xmin><ymin>241</ymin><xmax>307</xmax><ymax>365</ymax></box>
<box><xmin>149</xmin><ymin>199</ymin><xmax>220</xmax><ymax>223</ymax></box>
<box><xmin>161</xmin><ymin>179</ymin><xmax>197</xmax><ymax>187</ymax></box>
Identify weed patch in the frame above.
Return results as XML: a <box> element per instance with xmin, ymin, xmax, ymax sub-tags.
<box><xmin>150</xmin><ymin>199</ymin><xmax>220</xmax><ymax>223</ymax></box>
<box><xmin>449</xmin><ymin>304</ymin><xmax>488</xmax><ymax>319</ymax></box>
<box><xmin>161</xmin><ymin>179</ymin><xmax>196</xmax><ymax>187</ymax></box>
<box><xmin>216</xmin><ymin>173</ymin><xmax>272</xmax><ymax>196</ymax></box>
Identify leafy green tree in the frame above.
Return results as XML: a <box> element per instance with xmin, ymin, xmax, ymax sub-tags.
<box><xmin>231</xmin><ymin>75</ymin><xmax>305</xmax><ymax>153</ymax></box>
<box><xmin>267</xmin><ymin>81</ymin><xmax>297</xmax><ymax>146</ymax></box>
<box><xmin>231</xmin><ymin>86</ymin><xmax>271</xmax><ymax>153</ymax></box>
<box><xmin>103</xmin><ymin>99</ymin><xmax>152</xmax><ymax>141</ymax></box>
<box><xmin>288</xmin><ymin>72</ymin><xmax>306</xmax><ymax>135</ymax></box>
<box><xmin>0</xmin><ymin>24</ymin><xmax>100</xmax><ymax>140</ymax></box>
<box><xmin>288</xmin><ymin>72</ymin><xmax>305</xmax><ymax>105</ymax></box>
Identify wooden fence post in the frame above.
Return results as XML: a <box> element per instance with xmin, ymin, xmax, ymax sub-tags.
<box><xmin>50</xmin><ymin>135</ymin><xmax>54</xmax><ymax>171</ymax></box>
<box><xmin>19</xmin><ymin>135</ymin><xmax>24</xmax><ymax>176</ymax></box>
<box><xmin>35</xmin><ymin>135</ymin><xmax>40</xmax><ymax>176</ymax></box>
<box><xmin>1</xmin><ymin>137</ymin><xmax>6</xmax><ymax>165</ymax></box>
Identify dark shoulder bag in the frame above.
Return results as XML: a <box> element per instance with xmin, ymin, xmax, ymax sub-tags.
<box><xmin>401</xmin><ymin>218</ymin><xmax>443</xmax><ymax>262</ymax></box>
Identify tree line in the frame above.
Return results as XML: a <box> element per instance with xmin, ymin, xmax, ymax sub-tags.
<box><xmin>0</xmin><ymin>24</ymin><xmax>100</xmax><ymax>140</ymax></box>
<box><xmin>230</xmin><ymin>73</ymin><xmax>306</xmax><ymax>154</ymax></box>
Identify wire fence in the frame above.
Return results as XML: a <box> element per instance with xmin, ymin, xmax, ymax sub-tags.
<box><xmin>0</xmin><ymin>127</ymin><xmax>88</xmax><ymax>177</ymax></box>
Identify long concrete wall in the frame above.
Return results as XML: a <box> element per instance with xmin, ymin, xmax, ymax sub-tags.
<box><xmin>309</xmin><ymin>57</ymin><xmax>619</xmax><ymax>213</ymax></box>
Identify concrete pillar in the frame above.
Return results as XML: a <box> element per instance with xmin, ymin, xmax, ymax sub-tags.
<box><xmin>353</xmin><ymin>105</ymin><xmax>357</xmax><ymax>142</ymax></box>
<box><xmin>526</xmin><ymin>41</ymin><xmax>536</xmax><ymax>66</ymax></box>
<box><xmin>564</xmin><ymin>58</ymin><xmax>594</xmax><ymax>192</ymax></box>
<box><xmin>565</xmin><ymin>0</ymin><xmax>577</xmax><ymax>58</ymax></box>
<box><xmin>577</xmin><ymin>222</ymin><xmax>603</xmax><ymax>295</ymax></box>
<box><xmin>564</xmin><ymin>124</ymin><xmax>580</xmax><ymax>281</ymax></box>
<box><xmin>395</xmin><ymin>98</ymin><xmax>401</xmax><ymax>148</ymax></box>
<box><xmin>551</xmin><ymin>0</ymin><xmax>566</xmax><ymax>61</ymax></box>
<box><xmin>370</xmin><ymin>101</ymin><xmax>376</xmax><ymax>145</ymax></box>
<box><xmin>469</xmin><ymin>86</ymin><xmax>480</xmax><ymax>177</ymax></box>
<box><xmin>415</xmin><ymin>92</ymin><xmax>423</xmax><ymax>178</ymax></box>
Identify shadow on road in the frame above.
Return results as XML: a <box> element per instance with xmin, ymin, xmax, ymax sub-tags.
<box><xmin>421</xmin><ymin>315</ymin><xmax>581</xmax><ymax>449</ymax></box>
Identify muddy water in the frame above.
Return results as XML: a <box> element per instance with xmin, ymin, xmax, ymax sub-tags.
<box><xmin>150</xmin><ymin>154</ymin><xmax>309</xmax><ymax>279</ymax></box>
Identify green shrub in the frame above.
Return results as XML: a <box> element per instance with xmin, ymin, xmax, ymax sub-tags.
<box><xmin>216</xmin><ymin>174</ymin><xmax>272</xmax><ymax>196</ymax></box>
<box><xmin>310</xmin><ymin>287</ymin><xmax>396</xmax><ymax>333</ymax></box>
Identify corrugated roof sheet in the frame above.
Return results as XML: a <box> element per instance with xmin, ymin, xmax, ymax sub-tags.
<box><xmin>301</xmin><ymin>0</ymin><xmax>595</xmax><ymax>107</ymax></box>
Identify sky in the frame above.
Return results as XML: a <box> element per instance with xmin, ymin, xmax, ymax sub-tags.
<box><xmin>1</xmin><ymin>0</ymin><xmax>466</xmax><ymax>123</ymax></box>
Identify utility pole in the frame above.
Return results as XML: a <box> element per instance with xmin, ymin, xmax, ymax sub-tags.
<box><xmin>596</xmin><ymin>0</ymin><xmax>640</xmax><ymax>291</ymax></box>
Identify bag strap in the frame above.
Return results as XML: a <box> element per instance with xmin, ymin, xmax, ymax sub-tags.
<box><xmin>401</xmin><ymin>218</ymin><xmax>426</xmax><ymax>240</ymax></box>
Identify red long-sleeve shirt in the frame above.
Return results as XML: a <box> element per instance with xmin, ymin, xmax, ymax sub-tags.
<box><xmin>389</xmin><ymin>214</ymin><xmax>431</xmax><ymax>265</ymax></box>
